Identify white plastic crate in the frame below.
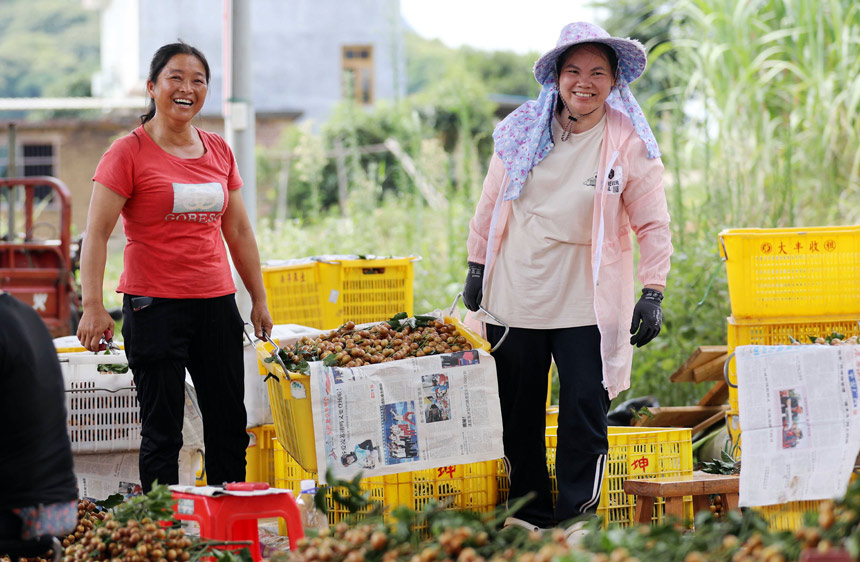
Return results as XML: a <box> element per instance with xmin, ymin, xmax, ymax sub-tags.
<box><xmin>60</xmin><ymin>351</ymin><xmax>141</xmax><ymax>453</ymax></box>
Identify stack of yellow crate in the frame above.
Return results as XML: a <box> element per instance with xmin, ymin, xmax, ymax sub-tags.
<box><xmin>719</xmin><ymin>225</ymin><xmax>860</xmax><ymax>530</ymax></box>
<box><xmin>496</xmin><ymin>426</ymin><xmax>693</xmax><ymax>528</ymax></box>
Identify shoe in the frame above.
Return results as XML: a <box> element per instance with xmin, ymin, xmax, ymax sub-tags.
<box><xmin>564</xmin><ymin>520</ymin><xmax>590</xmax><ymax>547</ymax></box>
<box><xmin>502</xmin><ymin>516</ymin><xmax>544</xmax><ymax>534</ymax></box>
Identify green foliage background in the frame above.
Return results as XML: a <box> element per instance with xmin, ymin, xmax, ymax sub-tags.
<box><xmin>0</xmin><ymin>0</ymin><xmax>98</xmax><ymax>100</ymax></box>
<box><xmin>8</xmin><ymin>0</ymin><xmax>859</xmax><ymax>408</ymax></box>
<box><xmin>255</xmin><ymin>0</ymin><xmax>860</xmax><ymax>408</ymax></box>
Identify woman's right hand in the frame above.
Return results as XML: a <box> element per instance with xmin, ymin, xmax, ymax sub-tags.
<box><xmin>77</xmin><ymin>305</ymin><xmax>115</xmax><ymax>352</ymax></box>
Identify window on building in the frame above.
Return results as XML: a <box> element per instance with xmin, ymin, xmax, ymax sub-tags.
<box><xmin>342</xmin><ymin>45</ymin><xmax>374</xmax><ymax>105</ymax></box>
<box><xmin>0</xmin><ymin>142</ymin><xmax>57</xmax><ymax>200</ymax></box>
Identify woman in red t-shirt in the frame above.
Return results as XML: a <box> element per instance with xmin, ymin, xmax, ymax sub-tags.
<box><xmin>77</xmin><ymin>42</ymin><xmax>273</xmax><ymax>492</ymax></box>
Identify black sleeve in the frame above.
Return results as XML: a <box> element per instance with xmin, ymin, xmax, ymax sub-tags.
<box><xmin>0</xmin><ymin>295</ymin><xmax>77</xmax><ymax>508</ymax></box>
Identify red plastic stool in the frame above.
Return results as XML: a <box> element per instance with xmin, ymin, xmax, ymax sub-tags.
<box><xmin>170</xmin><ymin>487</ymin><xmax>304</xmax><ymax>561</ymax></box>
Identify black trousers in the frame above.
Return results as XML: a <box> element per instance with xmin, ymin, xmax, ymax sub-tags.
<box><xmin>122</xmin><ymin>294</ymin><xmax>249</xmax><ymax>492</ymax></box>
<box><xmin>487</xmin><ymin>324</ymin><xmax>610</xmax><ymax>528</ymax></box>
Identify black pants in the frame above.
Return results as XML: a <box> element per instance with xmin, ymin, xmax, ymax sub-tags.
<box><xmin>122</xmin><ymin>294</ymin><xmax>249</xmax><ymax>492</ymax></box>
<box><xmin>487</xmin><ymin>324</ymin><xmax>610</xmax><ymax>528</ymax></box>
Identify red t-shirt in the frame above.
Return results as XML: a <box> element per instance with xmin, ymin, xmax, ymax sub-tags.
<box><xmin>93</xmin><ymin>125</ymin><xmax>242</xmax><ymax>298</ymax></box>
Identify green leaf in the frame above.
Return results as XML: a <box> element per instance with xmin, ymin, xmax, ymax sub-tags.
<box><xmin>387</xmin><ymin>312</ymin><xmax>409</xmax><ymax>328</ymax></box>
<box><xmin>323</xmin><ymin>353</ymin><xmax>339</xmax><ymax>367</ymax></box>
<box><xmin>94</xmin><ymin>493</ymin><xmax>125</xmax><ymax>509</ymax></box>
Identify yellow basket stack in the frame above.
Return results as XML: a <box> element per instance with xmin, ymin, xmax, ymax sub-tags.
<box><xmin>273</xmin><ymin>441</ymin><xmax>498</xmax><ymax>531</ymax></box>
<box><xmin>261</xmin><ymin>256</ymin><xmax>418</xmax><ymax>329</ymax></box>
<box><xmin>245</xmin><ymin>424</ymin><xmax>278</xmax><ymax>486</ymax></box>
<box><xmin>719</xmin><ymin>225</ymin><xmax>860</xmax><ymax>530</ymax></box>
<box><xmin>496</xmin><ymin>426</ymin><xmax>694</xmax><ymax>528</ymax></box>
<box><xmin>257</xmin><ymin>316</ymin><xmax>499</xmax><ymax>532</ymax></box>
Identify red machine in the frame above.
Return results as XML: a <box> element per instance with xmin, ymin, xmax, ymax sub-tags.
<box><xmin>0</xmin><ymin>177</ymin><xmax>80</xmax><ymax>337</ymax></box>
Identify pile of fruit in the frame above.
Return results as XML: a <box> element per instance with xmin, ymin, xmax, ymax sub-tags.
<box><xmin>62</xmin><ymin>514</ymin><xmax>194</xmax><ymax>562</ymax></box>
<box><xmin>265</xmin><ymin>314</ymin><xmax>475</xmax><ymax>373</ymax></box>
<box><xmin>795</xmin><ymin>332</ymin><xmax>859</xmax><ymax>345</ymax></box>
<box><xmin>7</xmin><ymin>477</ymin><xmax>860</xmax><ymax>562</ymax></box>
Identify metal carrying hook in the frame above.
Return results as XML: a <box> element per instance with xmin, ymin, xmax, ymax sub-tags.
<box><xmin>261</xmin><ymin>328</ymin><xmax>291</xmax><ymax>382</ymax></box>
<box><xmin>449</xmin><ymin>293</ymin><xmax>510</xmax><ymax>353</ymax></box>
<box><xmin>245</xmin><ymin>321</ymin><xmax>291</xmax><ymax>382</ymax></box>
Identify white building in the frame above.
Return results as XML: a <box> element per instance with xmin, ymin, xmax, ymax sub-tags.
<box><xmin>89</xmin><ymin>0</ymin><xmax>406</xmax><ymax>123</ymax></box>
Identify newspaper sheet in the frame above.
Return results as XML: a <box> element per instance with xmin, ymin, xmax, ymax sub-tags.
<box><xmin>309</xmin><ymin>349</ymin><xmax>504</xmax><ymax>484</ymax></box>
<box><xmin>735</xmin><ymin>344</ymin><xmax>860</xmax><ymax>507</ymax></box>
<box><xmin>74</xmin><ymin>448</ymin><xmax>202</xmax><ymax>500</ymax></box>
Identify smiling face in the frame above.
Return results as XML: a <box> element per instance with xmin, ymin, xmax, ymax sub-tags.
<box><xmin>557</xmin><ymin>44</ymin><xmax>616</xmax><ymax>125</ymax></box>
<box><xmin>146</xmin><ymin>53</ymin><xmax>208</xmax><ymax>123</ymax></box>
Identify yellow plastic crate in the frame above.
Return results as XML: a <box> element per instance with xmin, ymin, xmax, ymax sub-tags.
<box><xmin>719</xmin><ymin>226</ymin><xmax>860</xmax><ymax>319</ymax></box>
<box><xmin>726</xmin><ymin>316</ymin><xmax>860</xmax><ymax>410</ymax></box>
<box><xmin>245</xmin><ymin>424</ymin><xmax>278</xmax><ymax>486</ymax></box>
<box><xmin>262</xmin><ymin>257</ymin><xmax>418</xmax><ymax>329</ymax></box>
<box><xmin>272</xmin><ymin>440</ymin><xmax>497</xmax><ymax>533</ymax></box>
<box><xmin>755</xmin><ymin>501</ymin><xmax>822</xmax><ymax>532</ymax></box>
<box><xmin>257</xmin><ymin>316</ymin><xmax>491</xmax><ymax>472</ymax></box>
<box><xmin>497</xmin><ymin>426</ymin><xmax>693</xmax><ymax>528</ymax></box>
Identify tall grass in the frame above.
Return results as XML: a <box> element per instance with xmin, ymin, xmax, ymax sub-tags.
<box><xmin>91</xmin><ymin>0</ymin><xmax>858</xmax><ymax>407</ymax></box>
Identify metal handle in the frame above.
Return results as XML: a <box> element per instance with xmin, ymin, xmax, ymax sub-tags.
<box><xmin>723</xmin><ymin>350</ymin><xmax>737</xmax><ymax>389</ymax></box>
<box><xmin>242</xmin><ymin>322</ymin><xmax>257</xmax><ymax>347</ymax></box>
<box><xmin>448</xmin><ymin>293</ymin><xmax>510</xmax><ymax>353</ymax></box>
<box><xmin>261</xmin><ymin>329</ymin><xmax>291</xmax><ymax>382</ymax></box>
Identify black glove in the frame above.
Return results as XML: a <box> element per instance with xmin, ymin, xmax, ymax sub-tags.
<box><xmin>630</xmin><ymin>288</ymin><xmax>663</xmax><ymax>348</ymax></box>
<box><xmin>462</xmin><ymin>262</ymin><xmax>484</xmax><ymax>312</ymax></box>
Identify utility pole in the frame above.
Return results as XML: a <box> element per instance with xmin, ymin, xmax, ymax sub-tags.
<box><xmin>223</xmin><ymin>0</ymin><xmax>256</xmax><ymax>320</ymax></box>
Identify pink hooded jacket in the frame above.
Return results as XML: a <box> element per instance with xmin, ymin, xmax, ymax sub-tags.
<box><xmin>467</xmin><ymin>104</ymin><xmax>673</xmax><ymax>399</ymax></box>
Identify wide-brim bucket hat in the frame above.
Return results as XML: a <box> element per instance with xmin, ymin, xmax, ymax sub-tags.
<box><xmin>533</xmin><ymin>22</ymin><xmax>647</xmax><ymax>86</ymax></box>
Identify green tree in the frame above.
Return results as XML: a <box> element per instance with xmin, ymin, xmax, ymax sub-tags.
<box><xmin>0</xmin><ymin>0</ymin><xmax>99</xmax><ymax>101</ymax></box>
<box><xmin>405</xmin><ymin>31</ymin><xmax>540</xmax><ymax>99</ymax></box>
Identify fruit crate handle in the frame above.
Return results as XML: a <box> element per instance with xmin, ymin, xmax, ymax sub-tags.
<box><xmin>448</xmin><ymin>293</ymin><xmax>510</xmax><ymax>353</ymax></box>
<box><xmin>312</xmin><ymin>255</ymin><xmax>423</xmax><ymax>265</ymax></box>
<box><xmin>718</xmin><ymin>235</ymin><xmax>728</xmax><ymax>261</ymax></box>
<box><xmin>64</xmin><ymin>386</ymin><xmax>135</xmax><ymax>394</ymax></box>
<box><xmin>723</xmin><ymin>351</ymin><xmax>737</xmax><ymax>389</ymax></box>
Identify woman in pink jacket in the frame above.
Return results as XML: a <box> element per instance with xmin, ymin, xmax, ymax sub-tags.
<box><xmin>463</xmin><ymin>22</ymin><xmax>672</xmax><ymax>538</ymax></box>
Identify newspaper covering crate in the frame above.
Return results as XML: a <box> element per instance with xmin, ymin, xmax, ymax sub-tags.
<box><xmin>726</xmin><ymin>316</ymin><xmax>860</xmax><ymax>410</ymax></box>
<box><xmin>497</xmin><ymin>426</ymin><xmax>693</xmax><ymax>528</ymax></box>
<box><xmin>719</xmin><ymin>226</ymin><xmax>860</xmax><ymax>319</ymax></box>
<box><xmin>256</xmin><ymin>316</ymin><xmax>490</xmax><ymax>473</ymax></box>
<box><xmin>60</xmin><ymin>351</ymin><xmax>140</xmax><ymax>453</ymax></box>
<box><xmin>262</xmin><ymin>256</ymin><xmax>417</xmax><ymax>329</ymax></box>
<box><xmin>245</xmin><ymin>424</ymin><xmax>278</xmax><ymax>486</ymax></box>
<box><xmin>272</xmin><ymin>440</ymin><xmax>497</xmax><ymax>533</ymax></box>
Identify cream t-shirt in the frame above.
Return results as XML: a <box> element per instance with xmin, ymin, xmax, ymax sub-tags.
<box><xmin>479</xmin><ymin>113</ymin><xmax>605</xmax><ymax>328</ymax></box>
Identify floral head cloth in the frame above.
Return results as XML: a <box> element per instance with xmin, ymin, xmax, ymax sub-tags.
<box><xmin>492</xmin><ymin>22</ymin><xmax>661</xmax><ymax>201</ymax></box>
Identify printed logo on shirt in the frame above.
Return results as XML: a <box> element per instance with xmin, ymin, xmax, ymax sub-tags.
<box><xmin>606</xmin><ymin>166</ymin><xmax>623</xmax><ymax>194</ymax></box>
<box><xmin>584</xmin><ymin>172</ymin><xmax>597</xmax><ymax>188</ymax></box>
<box><xmin>164</xmin><ymin>182</ymin><xmax>225</xmax><ymax>223</ymax></box>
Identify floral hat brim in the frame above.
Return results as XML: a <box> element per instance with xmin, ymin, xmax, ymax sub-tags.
<box><xmin>533</xmin><ymin>22</ymin><xmax>647</xmax><ymax>86</ymax></box>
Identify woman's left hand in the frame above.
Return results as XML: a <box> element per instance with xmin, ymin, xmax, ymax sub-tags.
<box><xmin>250</xmin><ymin>301</ymin><xmax>274</xmax><ymax>339</ymax></box>
<box><xmin>630</xmin><ymin>287</ymin><xmax>663</xmax><ymax>347</ymax></box>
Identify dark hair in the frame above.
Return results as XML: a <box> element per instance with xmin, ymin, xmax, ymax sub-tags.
<box><xmin>140</xmin><ymin>41</ymin><xmax>211</xmax><ymax>125</ymax></box>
